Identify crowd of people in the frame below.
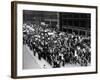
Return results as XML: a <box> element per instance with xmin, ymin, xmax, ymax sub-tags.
<box><xmin>23</xmin><ymin>22</ymin><xmax>91</xmax><ymax>68</ymax></box>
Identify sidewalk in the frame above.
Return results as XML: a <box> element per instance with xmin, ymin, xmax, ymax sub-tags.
<box><xmin>24</xmin><ymin>45</ymin><xmax>52</xmax><ymax>69</ymax></box>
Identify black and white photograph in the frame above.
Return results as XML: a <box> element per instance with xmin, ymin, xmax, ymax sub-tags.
<box><xmin>11</xmin><ymin>1</ymin><xmax>97</xmax><ymax>78</ymax></box>
<box><xmin>23</xmin><ymin>10</ymin><xmax>91</xmax><ymax>69</ymax></box>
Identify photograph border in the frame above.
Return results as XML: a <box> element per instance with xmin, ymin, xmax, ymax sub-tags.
<box><xmin>11</xmin><ymin>1</ymin><xmax>98</xmax><ymax>79</ymax></box>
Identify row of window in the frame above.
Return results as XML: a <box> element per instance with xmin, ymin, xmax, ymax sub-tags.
<box><xmin>61</xmin><ymin>13</ymin><xmax>91</xmax><ymax>19</ymax></box>
<box><xmin>61</xmin><ymin>19</ymin><xmax>91</xmax><ymax>28</ymax></box>
<box><xmin>62</xmin><ymin>28</ymin><xmax>90</xmax><ymax>36</ymax></box>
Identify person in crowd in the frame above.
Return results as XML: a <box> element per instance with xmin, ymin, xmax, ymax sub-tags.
<box><xmin>23</xmin><ymin>22</ymin><xmax>91</xmax><ymax>68</ymax></box>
